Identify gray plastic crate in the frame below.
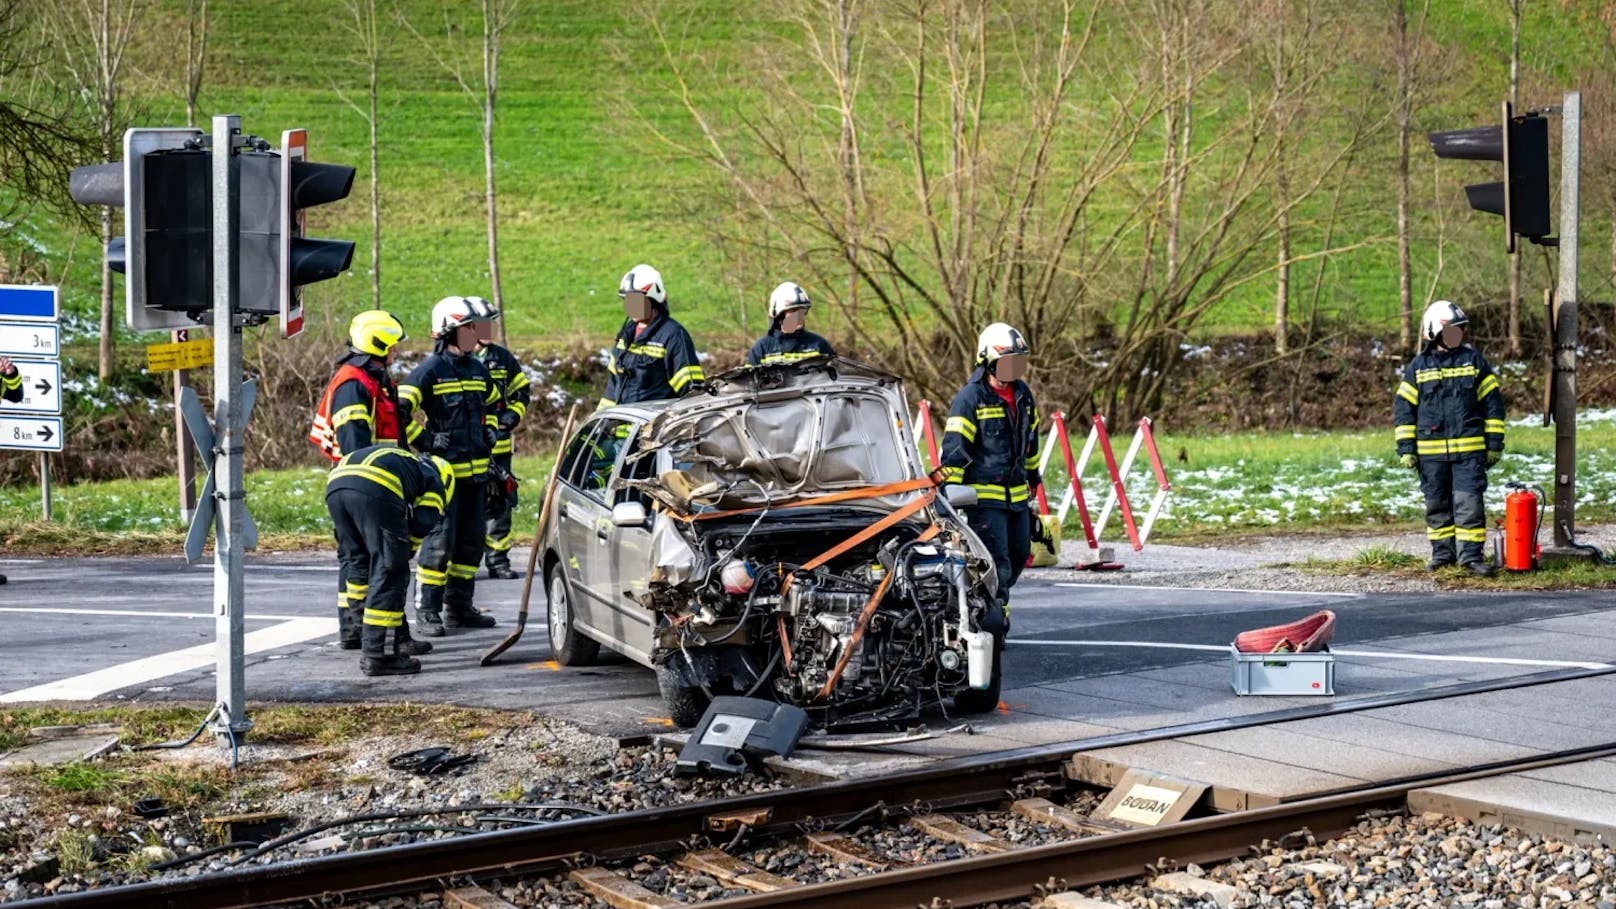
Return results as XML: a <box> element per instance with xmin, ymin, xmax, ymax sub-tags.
<box><xmin>1230</xmin><ymin>644</ymin><xmax>1335</xmax><ymax>696</ymax></box>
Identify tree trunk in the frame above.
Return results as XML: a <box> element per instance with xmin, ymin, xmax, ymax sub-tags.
<box><xmin>837</xmin><ymin>0</ymin><xmax>860</xmax><ymax>321</ymax></box>
<box><xmin>98</xmin><ymin>82</ymin><xmax>114</xmax><ymax>381</ymax></box>
<box><xmin>1506</xmin><ymin>0</ymin><xmax>1522</xmax><ymax>357</ymax></box>
<box><xmin>1272</xmin><ymin>4</ymin><xmax>1290</xmax><ymax>355</ymax></box>
<box><xmin>482</xmin><ymin>0</ymin><xmax>505</xmax><ymax>347</ymax></box>
<box><xmin>1395</xmin><ymin>0</ymin><xmax>1413</xmax><ymax>352</ymax></box>
<box><xmin>368</xmin><ymin>41</ymin><xmax>381</xmax><ymax>310</ymax></box>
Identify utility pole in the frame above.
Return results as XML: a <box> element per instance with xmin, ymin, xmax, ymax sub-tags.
<box><xmin>1546</xmin><ymin>91</ymin><xmax>1584</xmax><ymax>557</ymax></box>
<box><xmin>209</xmin><ymin>114</ymin><xmax>252</xmax><ymax>745</ymax></box>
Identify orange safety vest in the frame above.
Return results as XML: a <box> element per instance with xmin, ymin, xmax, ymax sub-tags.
<box><xmin>309</xmin><ymin>363</ymin><xmax>401</xmax><ymax>462</ymax></box>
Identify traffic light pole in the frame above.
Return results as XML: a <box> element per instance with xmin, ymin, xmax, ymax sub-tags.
<box><xmin>1547</xmin><ymin>91</ymin><xmax>1583</xmax><ymax>557</ymax></box>
<box><xmin>209</xmin><ymin>114</ymin><xmax>253</xmax><ymax>745</ymax></box>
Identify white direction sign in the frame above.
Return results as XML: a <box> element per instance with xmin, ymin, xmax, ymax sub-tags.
<box><xmin>1</xmin><ymin>359</ymin><xmax>61</xmax><ymax>415</ymax></box>
<box><xmin>0</xmin><ymin>416</ymin><xmax>63</xmax><ymax>452</ymax></box>
<box><xmin>0</xmin><ymin>321</ymin><xmax>60</xmax><ymax>358</ymax></box>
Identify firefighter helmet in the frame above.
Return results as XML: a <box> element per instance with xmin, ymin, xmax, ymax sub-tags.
<box><xmin>425</xmin><ymin>454</ymin><xmax>456</xmax><ymax>503</ymax></box>
<box><xmin>767</xmin><ymin>281</ymin><xmax>811</xmax><ymax>321</ymax></box>
<box><xmin>348</xmin><ymin>310</ymin><xmax>407</xmax><ymax>358</ymax></box>
<box><xmin>430</xmin><ymin>296</ymin><xmax>479</xmax><ymax>338</ymax></box>
<box><xmin>465</xmin><ymin>295</ymin><xmax>499</xmax><ymax>321</ymax></box>
<box><xmin>976</xmin><ymin>322</ymin><xmax>1031</xmax><ymax>364</ymax></box>
<box><xmin>618</xmin><ymin>264</ymin><xmax>667</xmax><ymax>306</ymax></box>
<box><xmin>1421</xmin><ymin>300</ymin><xmax>1469</xmax><ymax>342</ymax></box>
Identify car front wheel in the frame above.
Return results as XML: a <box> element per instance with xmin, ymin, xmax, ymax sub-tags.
<box><xmin>547</xmin><ymin>566</ymin><xmax>599</xmax><ymax>667</ymax></box>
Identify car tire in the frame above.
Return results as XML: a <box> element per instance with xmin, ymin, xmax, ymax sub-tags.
<box><xmin>547</xmin><ymin>566</ymin><xmax>599</xmax><ymax>667</ymax></box>
<box><xmin>657</xmin><ymin>664</ymin><xmax>711</xmax><ymax>729</ymax></box>
<box><xmin>953</xmin><ymin>634</ymin><xmax>1004</xmax><ymax>715</ymax></box>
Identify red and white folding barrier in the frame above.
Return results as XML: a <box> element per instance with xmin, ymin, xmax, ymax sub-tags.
<box><xmin>1039</xmin><ymin>412</ymin><xmax>1173</xmax><ymax>568</ymax></box>
<box><xmin>915</xmin><ymin>400</ymin><xmax>941</xmax><ymax>470</ymax></box>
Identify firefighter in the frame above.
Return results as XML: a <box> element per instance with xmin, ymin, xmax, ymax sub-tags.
<box><xmin>0</xmin><ymin>358</ymin><xmax>18</xmax><ymax>587</ymax></box>
<box><xmin>599</xmin><ymin>264</ymin><xmax>705</xmax><ymax>408</ymax></box>
<box><xmin>309</xmin><ymin>310</ymin><xmax>408</xmax><ymax>648</ymax></box>
<box><xmin>465</xmin><ymin>296</ymin><xmax>529</xmax><ymax>579</ymax></box>
<box><xmin>400</xmin><ymin>297</ymin><xmax>503</xmax><ymax>636</ymax></box>
<box><xmin>326</xmin><ymin>444</ymin><xmax>453</xmax><ymax>675</ymax></box>
<box><xmin>1395</xmin><ymin>300</ymin><xmax>1505</xmax><ymax>577</ymax></box>
<box><xmin>745</xmin><ymin>282</ymin><xmax>836</xmax><ymax>366</ymax></box>
<box><xmin>940</xmin><ymin>323</ymin><xmax>1042</xmax><ymax>636</ymax></box>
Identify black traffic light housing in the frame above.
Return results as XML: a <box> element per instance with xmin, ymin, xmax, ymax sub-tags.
<box><xmin>1427</xmin><ymin>101</ymin><xmax>1552</xmax><ymax>253</ymax></box>
<box><xmin>286</xmin><ymin>160</ymin><xmax>356</xmax><ymax>288</ymax></box>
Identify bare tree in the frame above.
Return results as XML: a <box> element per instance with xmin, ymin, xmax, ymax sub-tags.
<box><xmin>1506</xmin><ymin>0</ymin><xmax>1522</xmax><ymax>356</ymax></box>
<box><xmin>1391</xmin><ymin>0</ymin><xmax>1435</xmax><ymax>353</ymax></box>
<box><xmin>335</xmin><ymin>0</ymin><xmax>386</xmax><ymax>309</ymax></box>
<box><xmin>401</xmin><ymin>0</ymin><xmax>519</xmax><ymax>345</ymax></box>
<box><xmin>183</xmin><ymin>0</ymin><xmax>207</xmax><ymax>127</ymax></box>
<box><xmin>0</xmin><ymin>0</ymin><xmax>95</xmax><ymax>281</ymax></box>
<box><xmin>51</xmin><ymin>0</ymin><xmax>143</xmax><ymax>380</ymax></box>
<box><xmin>631</xmin><ymin>0</ymin><xmax>1377</xmax><ymax>419</ymax></box>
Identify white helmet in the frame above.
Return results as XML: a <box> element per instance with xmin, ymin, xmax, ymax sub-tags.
<box><xmin>976</xmin><ymin>322</ymin><xmax>1031</xmax><ymax>364</ymax></box>
<box><xmin>1421</xmin><ymin>300</ymin><xmax>1468</xmax><ymax>342</ymax></box>
<box><xmin>767</xmin><ymin>281</ymin><xmax>811</xmax><ymax>322</ymax></box>
<box><xmin>618</xmin><ymin>264</ymin><xmax>667</xmax><ymax>306</ymax></box>
<box><xmin>464</xmin><ymin>295</ymin><xmax>498</xmax><ymax>321</ymax></box>
<box><xmin>430</xmin><ymin>295</ymin><xmax>479</xmax><ymax>338</ymax></box>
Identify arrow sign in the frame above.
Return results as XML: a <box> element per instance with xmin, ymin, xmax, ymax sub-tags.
<box><xmin>0</xmin><ymin>360</ymin><xmax>62</xmax><ymax>415</ymax></box>
<box><xmin>182</xmin><ymin>381</ymin><xmax>259</xmax><ymax>564</ymax></box>
<box><xmin>0</xmin><ymin>321</ymin><xmax>60</xmax><ymax>358</ymax></box>
<box><xmin>0</xmin><ymin>415</ymin><xmax>64</xmax><ymax>452</ymax></box>
<box><xmin>0</xmin><ymin>285</ymin><xmax>58</xmax><ymax>323</ymax></box>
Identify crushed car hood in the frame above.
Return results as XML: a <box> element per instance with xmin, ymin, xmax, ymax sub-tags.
<box><xmin>630</xmin><ymin>358</ymin><xmax>932</xmax><ymax>514</ymax></box>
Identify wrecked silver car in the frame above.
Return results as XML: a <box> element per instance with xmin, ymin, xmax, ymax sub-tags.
<box><xmin>540</xmin><ymin>358</ymin><xmax>1004</xmax><ymax>729</ymax></box>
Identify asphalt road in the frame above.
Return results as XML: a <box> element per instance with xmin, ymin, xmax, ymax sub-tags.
<box><xmin>1</xmin><ymin>550</ymin><xmax>1611</xmax><ymax>737</ymax></box>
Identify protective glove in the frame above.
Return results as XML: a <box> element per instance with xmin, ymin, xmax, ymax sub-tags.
<box><xmin>482</xmin><ymin>426</ymin><xmax>500</xmax><ymax>451</ymax></box>
<box><xmin>1399</xmin><ymin>453</ymin><xmax>1418</xmax><ymax>470</ymax></box>
<box><xmin>429</xmin><ymin>431</ymin><xmax>452</xmax><ymax>452</ymax></box>
<box><xmin>497</xmin><ymin>409</ymin><xmax>519</xmax><ymax>432</ymax></box>
<box><xmin>1486</xmin><ymin>449</ymin><xmax>1502</xmax><ymax>466</ymax></box>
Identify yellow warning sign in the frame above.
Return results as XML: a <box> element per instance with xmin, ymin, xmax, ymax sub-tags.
<box><xmin>146</xmin><ymin>338</ymin><xmax>213</xmax><ymax>373</ymax></box>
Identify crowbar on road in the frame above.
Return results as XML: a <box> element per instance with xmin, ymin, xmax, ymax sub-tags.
<box><xmin>481</xmin><ymin>403</ymin><xmax>579</xmax><ymax>666</ymax></box>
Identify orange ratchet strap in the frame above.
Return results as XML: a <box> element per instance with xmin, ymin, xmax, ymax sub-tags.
<box><xmin>676</xmin><ymin>471</ymin><xmax>943</xmax><ymax>523</ymax></box>
<box><xmin>813</xmin><ymin>521</ymin><xmax>941</xmax><ymax>701</ymax></box>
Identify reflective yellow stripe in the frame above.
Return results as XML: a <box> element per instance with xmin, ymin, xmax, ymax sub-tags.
<box><xmin>940</xmin><ymin>466</ymin><xmax>965</xmax><ymax>483</ymax></box>
<box><xmin>597</xmin><ymin>398</ymin><xmax>617</xmax><ymax>410</ymax></box>
<box><xmin>1484</xmin><ymin>419</ymin><xmax>1505</xmax><ymax>434</ymax></box>
<box><xmin>626</xmin><ymin>342</ymin><xmax>667</xmax><ymax>358</ymax></box>
<box><xmin>969</xmin><ymin>483</ymin><xmax>1031</xmax><ymax>503</ymax></box>
<box><xmin>330</xmin><ymin>403</ymin><xmax>372</xmax><ymax>429</ymax></box>
<box><xmin>1394</xmin><ymin>425</ymin><xmax>1416</xmax><ymax>440</ymax></box>
<box><xmin>1477</xmin><ymin>375</ymin><xmax>1500</xmax><ymax>400</ymax></box>
<box><xmin>1</xmin><ymin>374</ymin><xmax>19</xmax><ymax>392</ymax></box>
<box><xmin>975</xmin><ymin>405</ymin><xmax>1006</xmax><ymax>421</ymax></box>
<box><xmin>484</xmin><ymin>414</ymin><xmax>499</xmax><ymax>428</ymax></box>
<box><xmin>508</xmin><ymin>373</ymin><xmax>530</xmax><ymax>392</ymax></box>
<box><xmin>487</xmin><ymin>531</ymin><xmax>514</xmax><ymax>552</ymax></box>
<box><xmin>1455</xmin><ymin>527</ymin><xmax>1488</xmax><ymax>542</ymax></box>
<box><xmin>329</xmin><ymin>464</ymin><xmax>404</xmax><ymax>497</ymax></box>
<box><xmin>363</xmin><ymin>608</ymin><xmax>404</xmax><ymax>628</ymax></box>
<box><xmin>508</xmin><ymin>401</ymin><xmax>527</xmax><ymax>419</ymax></box>
<box><xmin>1024</xmin><ymin>456</ymin><xmax>1040</xmax><ymax>470</ymax></box>
<box><xmin>447</xmin><ymin>562</ymin><xmax>479</xmax><ymax>580</ymax></box>
<box><xmin>1396</xmin><ymin>382</ymin><xmax>1419</xmax><ymax>405</ymax></box>
<box><xmin>670</xmin><ymin>365</ymin><xmax>704</xmax><ymax>393</ymax></box>
<box><xmin>1415</xmin><ymin>365</ymin><xmax>1481</xmax><ymax>383</ymax></box>
<box><xmin>1416</xmin><ymin>437</ymin><xmax>1486</xmax><ymax>455</ymax></box>
<box><xmin>418</xmin><ymin>567</ymin><xmax>448</xmax><ymax>586</ymax></box>
<box><xmin>945</xmin><ymin>416</ymin><xmax>977</xmax><ymax>443</ymax></box>
<box><xmin>417</xmin><ymin>492</ymin><xmax>445</xmax><ymax>512</ymax></box>
<box><xmin>759</xmin><ymin>351</ymin><xmax>824</xmax><ymax>365</ymax></box>
<box><xmin>493</xmin><ymin>437</ymin><xmax>514</xmax><ymax>455</ymax></box>
<box><xmin>398</xmin><ymin>384</ymin><xmax>422</xmax><ymax>406</ymax></box>
<box><xmin>1427</xmin><ymin>525</ymin><xmax>1456</xmax><ymax>540</ymax></box>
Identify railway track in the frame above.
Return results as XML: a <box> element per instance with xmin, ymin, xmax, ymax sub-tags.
<box><xmin>25</xmin><ymin>664</ymin><xmax>1616</xmax><ymax>909</ymax></box>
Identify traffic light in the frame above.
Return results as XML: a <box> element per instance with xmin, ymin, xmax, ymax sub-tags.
<box><xmin>1427</xmin><ymin>101</ymin><xmax>1552</xmax><ymax>253</ymax></box>
<box><xmin>67</xmin><ymin>128</ymin><xmax>207</xmax><ymax>331</ymax></box>
<box><xmin>278</xmin><ymin>129</ymin><xmax>355</xmax><ymax>338</ymax></box>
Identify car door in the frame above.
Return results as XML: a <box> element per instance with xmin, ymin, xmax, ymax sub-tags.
<box><xmin>570</xmin><ymin>417</ymin><xmax>633</xmax><ymax>639</ymax></box>
<box><xmin>553</xmin><ymin>418</ymin><xmax>614</xmax><ymax>638</ymax></box>
<box><xmin>602</xmin><ymin>420</ymin><xmax>659</xmax><ymax>665</ymax></box>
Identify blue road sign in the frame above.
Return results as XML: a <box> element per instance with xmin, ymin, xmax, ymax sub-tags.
<box><xmin>0</xmin><ymin>285</ymin><xmax>58</xmax><ymax>323</ymax></box>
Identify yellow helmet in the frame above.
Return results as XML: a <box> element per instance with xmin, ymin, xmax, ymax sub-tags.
<box><xmin>427</xmin><ymin>454</ymin><xmax>456</xmax><ymax>502</ymax></box>
<box><xmin>349</xmin><ymin>310</ymin><xmax>407</xmax><ymax>358</ymax></box>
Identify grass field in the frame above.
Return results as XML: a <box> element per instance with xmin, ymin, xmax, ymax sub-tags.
<box><xmin>10</xmin><ymin>0</ymin><xmax>1613</xmax><ymax>361</ymax></box>
<box><xmin>6</xmin><ymin>414</ymin><xmax>1615</xmax><ymax>556</ymax></box>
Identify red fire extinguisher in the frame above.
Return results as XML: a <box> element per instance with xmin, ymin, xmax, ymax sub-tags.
<box><xmin>1502</xmin><ymin>483</ymin><xmax>1544</xmax><ymax>572</ymax></box>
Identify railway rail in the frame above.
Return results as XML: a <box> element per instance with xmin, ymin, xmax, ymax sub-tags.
<box><xmin>25</xmin><ymin>663</ymin><xmax>1616</xmax><ymax>909</ymax></box>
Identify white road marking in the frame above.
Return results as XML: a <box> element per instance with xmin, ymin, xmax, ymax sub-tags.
<box><xmin>1009</xmin><ymin>639</ymin><xmax>1613</xmax><ymax>670</ymax></box>
<box><xmin>0</xmin><ymin>607</ymin><xmax>310</xmax><ymax>621</ymax></box>
<box><xmin>0</xmin><ymin>617</ymin><xmax>337</xmax><ymax>703</ymax></box>
<box><xmin>1052</xmin><ymin>583</ymin><xmax>1359</xmax><ymax>598</ymax></box>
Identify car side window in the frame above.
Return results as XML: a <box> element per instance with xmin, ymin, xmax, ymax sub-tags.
<box><xmin>559</xmin><ymin>422</ymin><xmax>602</xmax><ymax>489</ymax></box>
<box><xmin>616</xmin><ymin>422</ymin><xmax>655</xmax><ymax>507</ymax></box>
<box><xmin>574</xmin><ymin>418</ymin><xmax>631</xmax><ymax>502</ymax></box>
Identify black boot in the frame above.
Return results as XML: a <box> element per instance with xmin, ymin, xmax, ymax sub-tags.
<box><xmin>446</xmin><ymin>605</ymin><xmax>498</xmax><ymax>629</ymax></box>
<box><xmin>1462</xmin><ymin>561</ymin><xmax>1495</xmax><ymax>578</ymax></box>
<box><xmin>417</xmin><ymin>583</ymin><xmax>448</xmax><ymax>637</ymax></box>
<box><xmin>362</xmin><ymin>654</ymin><xmax>421</xmax><ymax>676</ymax></box>
<box><xmin>395</xmin><ymin>625</ymin><xmax>434</xmax><ymax>656</ymax></box>
<box><xmin>338</xmin><ymin>606</ymin><xmax>362</xmax><ymax>650</ymax></box>
<box><xmin>487</xmin><ymin>563</ymin><xmax>519</xmax><ymax>580</ymax></box>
